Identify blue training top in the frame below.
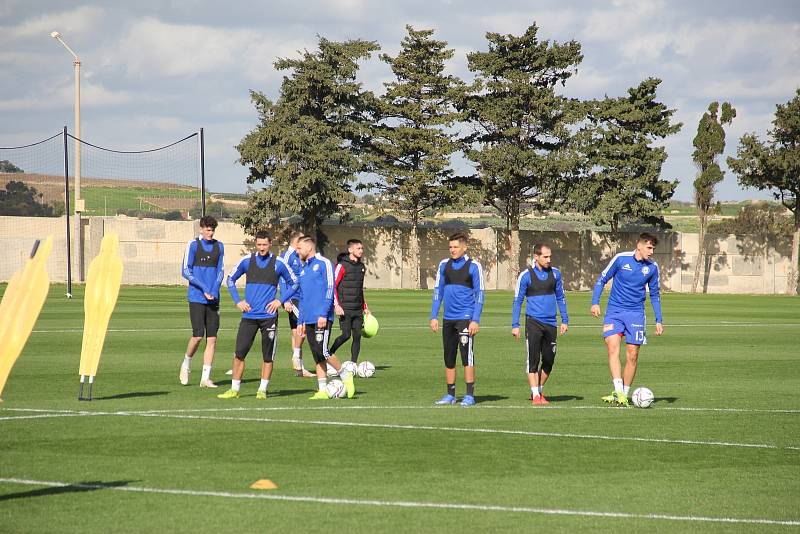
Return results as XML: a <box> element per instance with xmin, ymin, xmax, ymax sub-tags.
<box><xmin>297</xmin><ymin>253</ymin><xmax>334</xmax><ymax>324</ymax></box>
<box><xmin>591</xmin><ymin>251</ymin><xmax>662</xmax><ymax>323</ymax></box>
<box><xmin>226</xmin><ymin>252</ymin><xmax>299</xmax><ymax>320</ymax></box>
<box><xmin>512</xmin><ymin>265</ymin><xmax>569</xmax><ymax>328</ymax></box>
<box><xmin>430</xmin><ymin>254</ymin><xmax>485</xmax><ymax>323</ymax></box>
<box><xmin>182</xmin><ymin>237</ymin><xmax>225</xmax><ymax>304</ymax></box>
<box><xmin>279</xmin><ymin>247</ymin><xmax>303</xmax><ymax>302</ymax></box>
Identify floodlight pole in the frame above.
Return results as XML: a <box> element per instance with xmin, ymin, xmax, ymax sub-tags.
<box><xmin>51</xmin><ymin>31</ymin><xmax>84</xmax><ymax>281</ymax></box>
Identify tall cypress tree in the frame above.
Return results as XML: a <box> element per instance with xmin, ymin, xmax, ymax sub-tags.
<box><xmin>237</xmin><ymin>37</ymin><xmax>379</xmax><ymax>244</ymax></box>
<box><xmin>366</xmin><ymin>25</ymin><xmax>465</xmax><ymax>288</ymax></box>
<box><xmin>460</xmin><ymin>23</ymin><xmax>584</xmax><ymax>278</ymax></box>
<box><xmin>691</xmin><ymin>101</ymin><xmax>736</xmax><ymax>293</ymax></box>
<box><xmin>572</xmin><ymin>78</ymin><xmax>681</xmax><ymax>232</ymax></box>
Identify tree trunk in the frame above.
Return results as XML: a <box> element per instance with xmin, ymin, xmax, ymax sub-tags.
<box><xmin>408</xmin><ymin>224</ymin><xmax>421</xmax><ymax>290</ymax></box>
<box><xmin>788</xmin><ymin>210</ymin><xmax>799</xmax><ymax>295</ymax></box>
<box><xmin>691</xmin><ymin>210</ymin><xmax>707</xmax><ymax>293</ymax></box>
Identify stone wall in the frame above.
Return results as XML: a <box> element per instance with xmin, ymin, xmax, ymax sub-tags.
<box><xmin>0</xmin><ymin>216</ymin><xmax>795</xmax><ymax>294</ymax></box>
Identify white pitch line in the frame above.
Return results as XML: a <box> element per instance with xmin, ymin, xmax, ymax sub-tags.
<box><xmin>0</xmin><ymin>477</ymin><xmax>796</xmax><ymax>526</ymax></box>
<box><xmin>0</xmin><ymin>413</ymin><xmax>90</xmax><ymax>421</ymax></box>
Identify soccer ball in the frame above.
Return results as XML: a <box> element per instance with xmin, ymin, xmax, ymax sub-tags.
<box><xmin>325</xmin><ymin>379</ymin><xmax>346</xmax><ymax>399</ymax></box>
<box><xmin>326</xmin><ymin>363</ymin><xmax>339</xmax><ymax>377</ymax></box>
<box><xmin>340</xmin><ymin>361</ymin><xmax>358</xmax><ymax>376</ymax></box>
<box><xmin>632</xmin><ymin>387</ymin><xmax>654</xmax><ymax>408</ymax></box>
<box><xmin>357</xmin><ymin>360</ymin><xmax>376</xmax><ymax>378</ymax></box>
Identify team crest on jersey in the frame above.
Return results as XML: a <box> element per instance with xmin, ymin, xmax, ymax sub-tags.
<box><xmin>313</xmin><ymin>264</ymin><xmax>319</xmax><ymax>271</ymax></box>
<box><xmin>641</xmin><ymin>266</ymin><xmax>650</xmax><ymax>275</ymax></box>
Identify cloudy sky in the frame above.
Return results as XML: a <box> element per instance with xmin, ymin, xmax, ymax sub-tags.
<box><xmin>1</xmin><ymin>0</ymin><xmax>799</xmax><ymax>201</ymax></box>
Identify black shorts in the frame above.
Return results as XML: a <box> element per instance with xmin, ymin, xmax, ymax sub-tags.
<box><xmin>235</xmin><ymin>317</ymin><xmax>278</xmax><ymax>362</ymax></box>
<box><xmin>286</xmin><ymin>299</ymin><xmax>300</xmax><ymax>330</ymax></box>
<box><xmin>442</xmin><ymin>319</ymin><xmax>474</xmax><ymax>369</ymax></box>
<box><xmin>305</xmin><ymin>323</ymin><xmax>332</xmax><ymax>365</ymax></box>
<box><xmin>525</xmin><ymin>316</ymin><xmax>557</xmax><ymax>373</ymax></box>
<box><xmin>189</xmin><ymin>302</ymin><xmax>220</xmax><ymax>338</ymax></box>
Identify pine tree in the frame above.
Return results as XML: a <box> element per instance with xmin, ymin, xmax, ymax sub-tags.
<box><xmin>572</xmin><ymin>78</ymin><xmax>681</xmax><ymax>232</ymax></box>
<box><xmin>691</xmin><ymin>101</ymin><xmax>736</xmax><ymax>293</ymax></box>
<box><xmin>237</xmin><ymin>37</ymin><xmax>379</xmax><ymax>244</ymax></box>
<box><xmin>366</xmin><ymin>25</ymin><xmax>465</xmax><ymax>288</ymax></box>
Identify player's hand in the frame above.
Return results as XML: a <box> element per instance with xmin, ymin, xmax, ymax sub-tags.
<box><xmin>511</xmin><ymin>327</ymin><xmax>520</xmax><ymax>340</ymax></box>
<box><xmin>266</xmin><ymin>299</ymin><xmax>281</xmax><ymax>314</ymax></box>
<box><xmin>283</xmin><ymin>301</ymin><xmax>294</xmax><ymax>313</ymax></box>
<box><xmin>334</xmin><ymin>304</ymin><xmax>345</xmax><ymax>317</ymax></box>
<box><xmin>204</xmin><ymin>292</ymin><xmax>215</xmax><ymax>301</ymax></box>
<box><xmin>560</xmin><ymin>323</ymin><xmax>569</xmax><ymax>335</ymax></box>
<box><xmin>468</xmin><ymin>321</ymin><xmax>480</xmax><ymax>336</ymax></box>
<box><xmin>590</xmin><ymin>304</ymin><xmax>601</xmax><ymax>318</ymax></box>
<box><xmin>317</xmin><ymin>317</ymin><xmax>327</xmax><ymax>328</ymax></box>
<box><xmin>655</xmin><ymin>322</ymin><xmax>664</xmax><ymax>336</ymax></box>
<box><xmin>430</xmin><ymin>319</ymin><xmax>439</xmax><ymax>333</ymax></box>
<box><xmin>237</xmin><ymin>301</ymin><xmax>251</xmax><ymax>313</ymax></box>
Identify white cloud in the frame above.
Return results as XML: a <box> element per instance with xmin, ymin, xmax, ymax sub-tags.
<box><xmin>0</xmin><ymin>5</ymin><xmax>105</xmax><ymax>41</ymax></box>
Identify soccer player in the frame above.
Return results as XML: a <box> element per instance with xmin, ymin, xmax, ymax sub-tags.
<box><xmin>179</xmin><ymin>215</ymin><xmax>224</xmax><ymax>388</ymax></box>
<box><xmin>280</xmin><ymin>230</ymin><xmax>315</xmax><ymax>378</ymax></box>
<box><xmin>591</xmin><ymin>232</ymin><xmax>664</xmax><ymax>406</ymax></box>
<box><xmin>295</xmin><ymin>236</ymin><xmax>355</xmax><ymax>399</ymax></box>
<box><xmin>511</xmin><ymin>244</ymin><xmax>569</xmax><ymax>405</ymax></box>
<box><xmin>430</xmin><ymin>232</ymin><xmax>484</xmax><ymax>406</ymax></box>
<box><xmin>328</xmin><ymin>239</ymin><xmax>370</xmax><ymax>363</ymax></box>
<box><xmin>217</xmin><ymin>231</ymin><xmax>299</xmax><ymax>399</ymax></box>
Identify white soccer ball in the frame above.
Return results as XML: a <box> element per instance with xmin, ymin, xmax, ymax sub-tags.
<box><xmin>632</xmin><ymin>387</ymin><xmax>654</xmax><ymax>408</ymax></box>
<box><xmin>326</xmin><ymin>363</ymin><xmax>339</xmax><ymax>377</ymax></box>
<box><xmin>325</xmin><ymin>379</ymin><xmax>346</xmax><ymax>399</ymax></box>
<box><xmin>356</xmin><ymin>360</ymin><xmax>376</xmax><ymax>378</ymax></box>
<box><xmin>340</xmin><ymin>361</ymin><xmax>358</xmax><ymax>376</ymax></box>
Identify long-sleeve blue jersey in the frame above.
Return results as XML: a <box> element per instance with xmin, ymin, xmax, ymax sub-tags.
<box><xmin>430</xmin><ymin>255</ymin><xmax>485</xmax><ymax>323</ymax></box>
<box><xmin>512</xmin><ymin>265</ymin><xmax>569</xmax><ymax>328</ymax></box>
<box><xmin>297</xmin><ymin>253</ymin><xmax>334</xmax><ymax>324</ymax></box>
<box><xmin>592</xmin><ymin>251</ymin><xmax>662</xmax><ymax>323</ymax></box>
<box><xmin>226</xmin><ymin>252</ymin><xmax>299</xmax><ymax>319</ymax></box>
<box><xmin>182</xmin><ymin>237</ymin><xmax>224</xmax><ymax>304</ymax></box>
<box><xmin>279</xmin><ymin>247</ymin><xmax>303</xmax><ymax>301</ymax></box>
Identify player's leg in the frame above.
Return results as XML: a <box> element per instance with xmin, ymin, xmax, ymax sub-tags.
<box><xmin>526</xmin><ymin>317</ymin><xmax>544</xmax><ymax>403</ymax></box>
<box><xmin>288</xmin><ymin>301</ymin><xmax>314</xmax><ymax>378</ymax></box>
<box><xmin>459</xmin><ymin>320</ymin><xmax>476</xmax><ymax>406</ymax></box>
<box><xmin>219</xmin><ymin>319</ymin><xmax>256</xmax><ymax>398</ymax></box>
<box><xmin>436</xmin><ymin>320</ymin><xmax>458</xmax><ymax>404</ymax></box>
<box><xmin>199</xmin><ymin>303</ymin><xmax>220</xmax><ymax>388</ymax></box>
<box><xmin>328</xmin><ymin>314</ymin><xmax>353</xmax><ymax>357</ymax></box>
<box><xmin>307</xmin><ymin>323</ymin><xmax>331</xmax><ymax>399</ymax></box>
<box><xmin>601</xmin><ymin>312</ymin><xmax>626</xmax><ymax>403</ymax></box>
<box><xmin>322</xmin><ymin>323</ymin><xmax>354</xmax><ymax>398</ymax></box>
<box><xmin>349</xmin><ymin>313</ymin><xmax>363</xmax><ymax>363</ymax></box>
<box><xmin>256</xmin><ymin>318</ymin><xmax>277</xmax><ymax>399</ymax></box>
<box><xmin>181</xmin><ymin>303</ymin><xmax>206</xmax><ymax>385</ymax></box>
<box><xmin>537</xmin><ymin>323</ymin><xmax>558</xmax><ymax>404</ymax></box>
<box><xmin>622</xmin><ymin>343</ymin><xmax>640</xmax><ymax>392</ymax></box>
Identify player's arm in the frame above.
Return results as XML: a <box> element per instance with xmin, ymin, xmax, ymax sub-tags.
<box><xmin>320</xmin><ymin>259</ymin><xmax>334</xmax><ymax>327</ymax></box>
<box><xmin>648</xmin><ymin>265</ymin><xmax>664</xmax><ymax>335</ymax></box>
<box><xmin>468</xmin><ymin>261</ymin><xmax>484</xmax><ymax>335</ymax></box>
<box><xmin>226</xmin><ymin>257</ymin><xmax>251</xmax><ymax>312</ymax></box>
<box><xmin>555</xmin><ymin>269</ymin><xmax>569</xmax><ymax>334</ymax></box>
<box><xmin>182</xmin><ymin>240</ymin><xmax>210</xmax><ymax>294</ymax></box>
<box><xmin>511</xmin><ymin>270</ymin><xmax>528</xmax><ymax>340</ymax></box>
<box><xmin>333</xmin><ymin>263</ymin><xmax>345</xmax><ymax>316</ymax></box>
<box><xmin>210</xmin><ymin>242</ymin><xmax>225</xmax><ymax>299</ymax></box>
<box><xmin>429</xmin><ymin>261</ymin><xmax>446</xmax><ymax>332</ymax></box>
<box><xmin>276</xmin><ymin>257</ymin><xmax>299</xmax><ymax>303</ymax></box>
<box><xmin>591</xmin><ymin>256</ymin><xmax>619</xmax><ymax>316</ymax></box>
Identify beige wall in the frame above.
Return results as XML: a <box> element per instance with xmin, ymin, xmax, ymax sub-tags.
<box><xmin>0</xmin><ymin>216</ymin><xmax>794</xmax><ymax>294</ymax></box>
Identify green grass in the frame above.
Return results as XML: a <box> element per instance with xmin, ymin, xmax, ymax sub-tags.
<box><xmin>1</xmin><ymin>287</ymin><xmax>799</xmax><ymax>532</ymax></box>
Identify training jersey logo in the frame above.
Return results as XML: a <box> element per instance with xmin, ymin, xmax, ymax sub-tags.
<box><xmin>641</xmin><ymin>266</ymin><xmax>650</xmax><ymax>275</ymax></box>
<box><xmin>622</xmin><ymin>263</ymin><xmax>632</xmax><ymax>271</ymax></box>
<box><xmin>268</xmin><ymin>331</ymin><xmax>275</xmax><ymax>340</ymax></box>
<box><xmin>312</xmin><ymin>264</ymin><xmax>319</xmax><ymax>272</ymax></box>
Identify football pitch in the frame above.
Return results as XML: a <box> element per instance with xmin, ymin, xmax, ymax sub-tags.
<box><xmin>1</xmin><ymin>286</ymin><xmax>798</xmax><ymax>532</ymax></box>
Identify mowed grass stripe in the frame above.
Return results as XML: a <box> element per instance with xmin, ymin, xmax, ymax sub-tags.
<box><xmin>0</xmin><ymin>477</ymin><xmax>797</xmax><ymax>527</ymax></box>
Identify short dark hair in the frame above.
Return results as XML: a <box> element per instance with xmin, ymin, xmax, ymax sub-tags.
<box><xmin>638</xmin><ymin>233</ymin><xmax>658</xmax><ymax>247</ymax></box>
<box><xmin>299</xmin><ymin>236</ymin><xmax>316</xmax><ymax>246</ymax></box>
<box><xmin>289</xmin><ymin>230</ymin><xmax>304</xmax><ymax>242</ymax></box>
<box><xmin>533</xmin><ymin>243</ymin><xmax>550</xmax><ymax>256</ymax></box>
<box><xmin>347</xmin><ymin>239</ymin><xmax>362</xmax><ymax>248</ymax></box>
<box><xmin>448</xmin><ymin>232</ymin><xmax>468</xmax><ymax>244</ymax></box>
<box><xmin>255</xmin><ymin>230</ymin><xmax>272</xmax><ymax>241</ymax></box>
<box><xmin>199</xmin><ymin>216</ymin><xmax>217</xmax><ymax>229</ymax></box>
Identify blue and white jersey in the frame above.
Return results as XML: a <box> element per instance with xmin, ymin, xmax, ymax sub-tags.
<box><xmin>226</xmin><ymin>252</ymin><xmax>298</xmax><ymax>320</ymax></box>
<box><xmin>592</xmin><ymin>251</ymin><xmax>662</xmax><ymax>323</ymax></box>
<box><xmin>430</xmin><ymin>254</ymin><xmax>485</xmax><ymax>323</ymax></box>
<box><xmin>512</xmin><ymin>265</ymin><xmax>569</xmax><ymax>328</ymax></box>
<box><xmin>279</xmin><ymin>247</ymin><xmax>303</xmax><ymax>301</ymax></box>
<box><xmin>297</xmin><ymin>253</ymin><xmax>334</xmax><ymax>324</ymax></box>
<box><xmin>182</xmin><ymin>237</ymin><xmax>225</xmax><ymax>304</ymax></box>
